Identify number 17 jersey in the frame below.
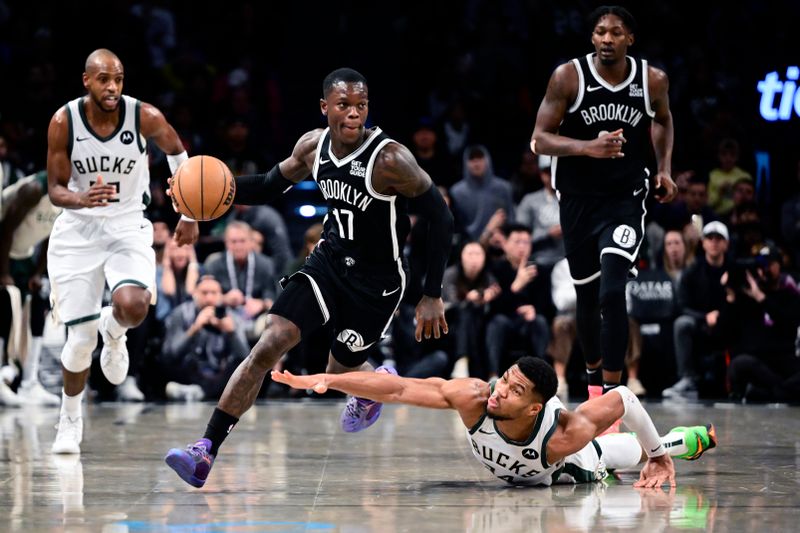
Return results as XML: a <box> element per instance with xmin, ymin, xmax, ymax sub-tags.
<box><xmin>311</xmin><ymin>127</ymin><xmax>410</xmax><ymax>268</ymax></box>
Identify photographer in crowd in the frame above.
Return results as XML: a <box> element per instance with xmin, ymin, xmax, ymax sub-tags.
<box><xmin>720</xmin><ymin>245</ymin><xmax>800</xmax><ymax>403</ymax></box>
<box><xmin>159</xmin><ymin>275</ymin><xmax>249</xmax><ymax>401</ymax></box>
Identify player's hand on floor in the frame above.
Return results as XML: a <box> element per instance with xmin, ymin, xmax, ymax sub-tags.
<box><xmin>634</xmin><ymin>453</ymin><xmax>676</xmax><ymax>489</ymax></box>
<box><xmin>415</xmin><ymin>296</ymin><xmax>448</xmax><ymax>341</ymax></box>
<box><xmin>271</xmin><ymin>370</ymin><xmax>329</xmax><ymax>394</ymax></box>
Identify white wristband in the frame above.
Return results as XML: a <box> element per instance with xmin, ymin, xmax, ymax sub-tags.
<box><xmin>180</xmin><ymin>214</ymin><xmax>196</xmax><ymax>222</ymax></box>
<box><xmin>167</xmin><ymin>151</ymin><xmax>188</xmax><ymax>175</ymax></box>
<box><xmin>614</xmin><ymin>386</ymin><xmax>665</xmax><ymax>458</ymax></box>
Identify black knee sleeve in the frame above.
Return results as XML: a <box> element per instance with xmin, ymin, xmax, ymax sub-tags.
<box><xmin>574</xmin><ymin>278</ymin><xmax>601</xmax><ymax>367</ymax></box>
<box><xmin>599</xmin><ymin>254</ymin><xmax>631</xmax><ymax>373</ymax></box>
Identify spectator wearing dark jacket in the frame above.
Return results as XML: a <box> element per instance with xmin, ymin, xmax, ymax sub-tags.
<box><xmin>663</xmin><ymin>221</ymin><xmax>730</xmax><ymax>399</ymax></box>
<box><xmin>485</xmin><ymin>224</ymin><xmax>554</xmax><ymax>378</ymax></box>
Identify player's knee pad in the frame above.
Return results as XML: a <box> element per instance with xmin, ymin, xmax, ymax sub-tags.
<box><xmin>61</xmin><ymin>320</ymin><xmax>99</xmax><ymax>373</ymax></box>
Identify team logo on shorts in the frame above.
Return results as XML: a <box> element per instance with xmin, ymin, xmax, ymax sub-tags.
<box><xmin>337</xmin><ymin>329</ymin><xmax>365</xmax><ymax>351</ymax></box>
<box><xmin>612</xmin><ymin>225</ymin><xmax>637</xmax><ymax>248</ymax></box>
<box><xmin>120</xmin><ymin>131</ymin><xmax>134</xmax><ymax>145</ymax></box>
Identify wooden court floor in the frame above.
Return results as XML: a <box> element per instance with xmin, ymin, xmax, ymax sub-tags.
<box><xmin>0</xmin><ymin>399</ymin><xmax>797</xmax><ymax>532</ymax></box>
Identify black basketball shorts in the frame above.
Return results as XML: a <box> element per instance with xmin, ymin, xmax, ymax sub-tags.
<box><xmin>269</xmin><ymin>241</ymin><xmax>406</xmax><ymax>367</ymax></box>
<box><xmin>559</xmin><ymin>179</ymin><xmax>649</xmax><ymax>286</ymax></box>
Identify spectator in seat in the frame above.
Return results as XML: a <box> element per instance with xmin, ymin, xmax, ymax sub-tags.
<box><xmin>662</xmin><ymin>221</ymin><xmax>730</xmax><ymax>399</ymax></box>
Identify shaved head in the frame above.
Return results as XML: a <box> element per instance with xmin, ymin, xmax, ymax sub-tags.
<box><xmin>85</xmin><ymin>49</ymin><xmax>122</xmax><ymax>74</ymax></box>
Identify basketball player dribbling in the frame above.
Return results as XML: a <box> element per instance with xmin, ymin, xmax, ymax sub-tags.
<box><xmin>531</xmin><ymin>6</ymin><xmax>677</xmax><ymax>419</ymax></box>
<box><xmin>165</xmin><ymin>68</ymin><xmax>454</xmax><ymax>488</ymax></box>
<box><xmin>46</xmin><ymin>49</ymin><xmax>198</xmax><ymax>454</ymax></box>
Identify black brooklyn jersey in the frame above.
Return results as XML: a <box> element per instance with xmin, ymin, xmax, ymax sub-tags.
<box><xmin>312</xmin><ymin>127</ymin><xmax>410</xmax><ymax>267</ymax></box>
<box><xmin>553</xmin><ymin>54</ymin><xmax>655</xmax><ymax>196</ymax></box>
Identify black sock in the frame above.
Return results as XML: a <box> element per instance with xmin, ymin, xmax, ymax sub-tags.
<box><xmin>586</xmin><ymin>368</ymin><xmax>603</xmax><ymax>386</ymax></box>
<box><xmin>603</xmin><ymin>382</ymin><xmax>621</xmax><ymax>394</ymax></box>
<box><xmin>203</xmin><ymin>408</ymin><xmax>239</xmax><ymax>455</ymax></box>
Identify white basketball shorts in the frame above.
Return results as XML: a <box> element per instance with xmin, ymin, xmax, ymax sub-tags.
<box><xmin>47</xmin><ymin>210</ymin><xmax>156</xmax><ymax>326</ymax></box>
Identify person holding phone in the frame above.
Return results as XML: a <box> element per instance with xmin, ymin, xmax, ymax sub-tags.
<box><xmin>158</xmin><ymin>275</ymin><xmax>249</xmax><ymax>401</ymax></box>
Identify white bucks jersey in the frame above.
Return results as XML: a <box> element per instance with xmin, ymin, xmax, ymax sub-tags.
<box><xmin>0</xmin><ymin>172</ymin><xmax>62</xmax><ymax>259</ymax></box>
<box><xmin>467</xmin><ymin>396</ymin><xmax>566</xmax><ymax>485</ymax></box>
<box><xmin>65</xmin><ymin>95</ymin><xmax>150</xmax><ymax>216</ymax></box>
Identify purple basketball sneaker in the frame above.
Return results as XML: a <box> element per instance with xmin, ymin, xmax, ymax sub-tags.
<box><xmin>165</xmin><ymin>438</ymin><xmax>215</xmax><ymax>488</ymax></box>
<box><xmin>340</xmin><ymin>365</ymin><xmax>398</xmax><ymax>433</ymax></box>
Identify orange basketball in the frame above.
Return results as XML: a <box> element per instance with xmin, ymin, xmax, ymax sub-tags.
<box><xmin>172</xmin><ymin>155</ymin><xmax>236</xmax><ymax>221</ymax></box>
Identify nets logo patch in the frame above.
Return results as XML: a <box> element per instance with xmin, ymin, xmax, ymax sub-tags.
<box><xmin>612</xmin><ymin>225</ymin><xmax>637</xmax><ymax>248</ymax></box>
<box><xmin>337</xmin><ymin>329</ymin><xmax>366</xmax><ymax>351</ymax></box>
<box><xmin>120</xmin><ymin>131</ymin><xmax>134</xmax><ymax>145</ymax></box>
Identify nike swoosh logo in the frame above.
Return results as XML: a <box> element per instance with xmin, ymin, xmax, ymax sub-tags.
<box><xmin>586</xmin><ymin>85</ymin><xmax>603</xmax><ymax>92</ymax></box>
<box><xmin>76</xmin><ymin>136</ymin><xmax>91</xmax><ymax>142</ymax></box>
<box><xmin>477</xmin><ymin>428</ymin><xmax>495</xmax><ymax>435</ymax></box>
<box><xmin>382</xmin><ymin>287</ymin><xmax>400</xmax><ymax>297</ymax></box>
<box><xmin>319</xmin><ymin>159</ymin><xmax>330</xmax><ymax>164</ymax></box>
<box><xmin>633</xmin><ymin>187</ymin><xmax>644</xmax><ymax>196</ymax></box>
<box><xmin>650</xmin><ymin>445</ymin><xmax>662</xmax><ymax>453</ymax></box>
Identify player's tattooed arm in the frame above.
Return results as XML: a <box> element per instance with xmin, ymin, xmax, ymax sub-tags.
<box><xmin>278</xmin><ymin>129</ymin><xmax>325</xmax><ymax>183</ymax></box>
<box><xmin>371</xmin><ymin>142</ymin><xmax>432</xmax><ymax>197</ymax></box>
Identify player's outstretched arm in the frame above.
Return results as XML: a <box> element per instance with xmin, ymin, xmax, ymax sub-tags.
<box><xmin>531</xmin><ymin>63</ymin><xmax>626</xmax><ymax>159</ymax></box>
<box><xmin>372</xmin><ymin>143</ymin><xmax>454</xmax><ymax>341</ymax></box>
<box><xmin>232</xmin><ymin>129</ymin><xmax>323</xmax><ymax>206</ymax></box>
<box><xmin>548</xmin><ymin>386</ymin><xmax>675</xmax><ymax>488</ymax></box>
<box><xmin>271</xmin><ymin>370</ymin><xmax>488</xmax><ymax>427</ymax></box>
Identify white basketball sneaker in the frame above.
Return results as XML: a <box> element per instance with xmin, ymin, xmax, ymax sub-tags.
<box><xmin>99</xmin><ymin>308</ymin><xmax>129</xmax><ymax>385</ymax></box>
<box><xmin>52</xmin><ymin>414</ymin><xmax>83</xmax><ymax>454</ymax></box>
<box><xmin>18</xmin><ymin>380</ymin><xmax>61</xmax><ymax>406</ymax></box>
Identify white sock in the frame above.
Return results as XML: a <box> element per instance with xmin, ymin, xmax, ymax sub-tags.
<box><xmin>660</xmin><ymin>430</ymin><xmax>690</xmax><ymax>457</ymax></box>
<box><xmin>101</xmin><ymin>306</ymin><xmax>126</xmax><ymax>339</ymax></box>
<box><xmin>598</xmin><ymin>430</ymin><xmax>692</xmax><ymax>470</ymax></box>
<box><xmin>61</xmin><ymin>390</ymin><xmax>83</xmax><ymax>418</ymax></box>
<box><xmin>22</xmin><ymin>336</ymin><xmax>43</xmax><ymax>384</ymax></box>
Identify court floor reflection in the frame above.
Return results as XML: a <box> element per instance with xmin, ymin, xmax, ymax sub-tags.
<box><xmin>0</xmin><ymin>400</ymin><xmax>797</xmax><ymax>532</ymax></box>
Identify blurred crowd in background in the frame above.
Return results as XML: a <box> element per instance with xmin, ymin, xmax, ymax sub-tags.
<box><xmin>1</xmin><ymin>1</ymin><xmax>799</xmax><ymax>405</ymax></box>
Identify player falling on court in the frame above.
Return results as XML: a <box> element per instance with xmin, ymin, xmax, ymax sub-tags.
<box><xmin>165</xmin><ymin>68</ymin><xmax>454</xmax><ymax>488</ymax></box>
<box><xmin>46</xmin><ymin>49</ymin><xmax>198</xmax><ymax>454</ymax></box>
<box><xmin>272</xmin><ymin>357</ymin><xmax>716</xmax><ymax>487</ymax></box>
<box><xmin>531</xmin><ymin>6</ymin><xmax>677</xmax><ymax>419</ymax></box>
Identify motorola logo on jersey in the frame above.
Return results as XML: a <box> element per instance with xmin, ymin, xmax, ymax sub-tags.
<box><xmin>73</xmin><ymin>156</ymin><xmax>137</xmax><ymax>175</ymax></box>
<box><xmin>758</xmin><ymin>67</ymin><xmax>800</xmax><ymax>121</ymax></box>
<box><xmin>120</xmin><ymin>131</ymin><xmax>134</xmax><ymax>145</ymax></box>
<box><xmin>612</xmin><ymin>224</ymin><xmax>637</xmax><ymax>248</ymax></box>
<box><xmin>337</xmin><ymin>329</ymin><xmax>365</xmax><ymax>351</ymax></box>
<box><xmin>521</xmin><ymin>448</ymin><xmax>539</xmax><ymax>460</ymax></box>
